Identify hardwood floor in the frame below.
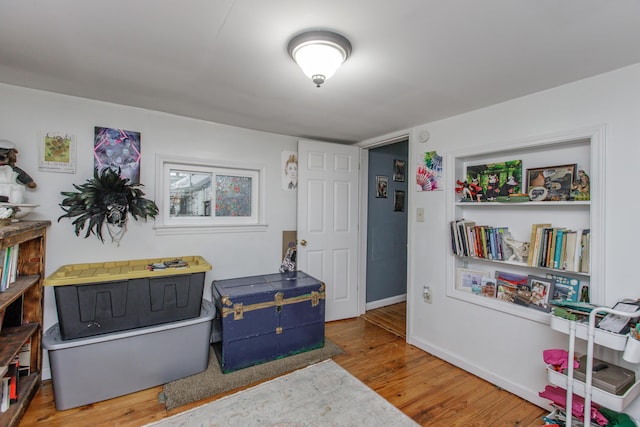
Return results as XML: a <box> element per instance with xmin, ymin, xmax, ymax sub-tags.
<box><xmin>19</xmin><ymin>303</ymin><xmax>547</xmax><ymax>426</ymax></box>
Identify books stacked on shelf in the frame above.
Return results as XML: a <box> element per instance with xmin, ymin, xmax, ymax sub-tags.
<box><xmin>527</xmin><ymin>224</ymin><xmax>589</xmax><ymax>273</ymax></box>
<box><xmin>1</xmin><ymin>356</ymin><xmax>19</xmax><ymax>413</ymax></box>
<box><xmin>450</xmin><ymin>219</ymin><xmax>511</xmax><ymax>261</ymax></box>
<box><xmin>0</xmin><ymin>344</ymin><xmax>26</xmax><ymax>412</ymax></box>
<box><xmin>0</xmin><ymin>244</ymin><xmax>19</xmax><ymax>292</ymax></box>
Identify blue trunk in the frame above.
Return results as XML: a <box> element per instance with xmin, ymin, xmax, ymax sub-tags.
<box><xmin>212</xmin><ymin>271</ymin><xmax>325</xmax><ymax>373</ymax></box>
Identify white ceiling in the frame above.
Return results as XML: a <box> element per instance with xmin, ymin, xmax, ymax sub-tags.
<box><xmin>1</xmin><ymin>1</ymin><xmax>640</xmax><ymax>144</ymax></box>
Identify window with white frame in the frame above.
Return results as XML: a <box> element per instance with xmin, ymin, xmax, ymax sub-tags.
<box><xmin>155</xmin><ymin>155</ymin><xmax>266</xmax><ymax>233</ymax></box>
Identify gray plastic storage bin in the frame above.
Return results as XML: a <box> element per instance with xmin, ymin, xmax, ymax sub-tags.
<box><xmin>43</xmin><ymin>300</ymin><xmax>216</xmax><ymax>410</ymax></box>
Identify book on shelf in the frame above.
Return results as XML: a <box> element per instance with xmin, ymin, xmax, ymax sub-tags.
<box><xmin>552</xmin><ymin>229</ymin><xmax>566</xmax><ymax>269</ymax></box>
<box><xmin>1</xmin><ymin>376</ymin><xmax>9</xmax><ymax>412</ymax></box>
<box><xmin>6</xmin><ymin>356</ymin><xmax>18</xmax><ymax>403</ymax></box>
<box><xmin>451</xmin><ymin>221</ymin><xmax>515</xmax><ymax>263</ymax></box>
<box><xmin>527</xmin><ymin>225</ymin><xmax>588</xmax><ymax>273</ymax></box>
<box><xmin>0</xmin><ymin>244</ymin><xmax>19</xmax><ymax>291</ymax></box>
<box><xmin>563</xmin><ymin>231</ymin><xmax>578</xmax><ymax>271</ymax></box>
<box><xmin>580</xmin><ymin>229</ymin><xmax>591</xmax><ymax>273</ymax></box>
<box><xmin>530</xmin><ymin>224</ymin><xmax>551</xmax><ymax>267</ymax></box>
<box><xmin>8</xmin><ymin>243</ymin><xmax>18</xmax><ymax>285</ymax></box>
<box><xmin>527</xmin><ymin>223</ymin><xmax>551</xmax><ymax>266</ymax></box>
<box><xmin>559</xmin><ymin>230</ymin><xmax>568</xmax><ymax>270</ymax></box>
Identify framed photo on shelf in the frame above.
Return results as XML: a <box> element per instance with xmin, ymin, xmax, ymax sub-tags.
<box><xmin>393</xmin><ymin>159</ymin><xmax>406</xmax><ymax>182</ymax></box>
<box><xmin>546</xmin><ymin>273</ymin><xmax>580</xmax><ymax>302</ymax></box>
<box><xmin>495</xmin><ymin>270</ymin><xmax>528</xmax><ymax>303</ymax></box>
<box><xmin>376</xmin><ymin>176</ymin><xmax>388</xmax><ymax>198</ymax></box>
<box><xmin>393</xmin><ymin>190</ymin><xmax>405</xmax><ymax>212</ymax></box>
<box><xmin>526</xmin><ymin>275</ymin><xmax>554</xmax><ymax>311</ymax></box>
<box><xmin>526</xmin><ymin>164</ymin><xmax>576</xmax><ymax>201</ymax></box>
<box><xmin>456</xmin><ymin>268</ymin><xmax>490</xmax><ymax>293</ymax></box>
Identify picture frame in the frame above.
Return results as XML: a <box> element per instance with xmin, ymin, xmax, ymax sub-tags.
<box><xmin>393</xmin><ymin>159</ymin><xmax>406</xmax><ymax>182</ymax></box>
<box><xmin>393</xmin><ymin>190</ymin><xmax>405</xmax><ymax>212</ymax></box>
<box><xmin>495</xmin><ymin>270</ymin><xmax>528</xmax><ymax>303</ymax></box>
<box><xmin>466</xmin><ymin>160</ymin><xmax>522</xmax><ymax>201</ymax></box>
<box><xmin>456</xmin><ymin>268</ymin><xmax>490</xmax><ymax>293</ymax></box>
<box><xmin>38</xmin><ymin>131</ymin><xmax>77</xmax><ymax>173</ymax></box>
<box><xmin>526</xmin><ymin>164</ymin><xmax>576</xmax><ymax>201</ymax></box>
<box><xmin>526</xmin><ymin>275</ymin><xmax>554</xmax><ymax>311</ymax></box>
<box><xmin>376</xmin><ymin>175</ymin><xmax>388</xmax><ymax>198</ymax></box>
<box><xmin>94</xmin><ymin>126</ymin><xmax>141</xmax><ymax>184</ymax></box>
<box><xmin>546</xmin><ymin>273</ymin><xmax>580</xmax><ymax>303</ymax></box>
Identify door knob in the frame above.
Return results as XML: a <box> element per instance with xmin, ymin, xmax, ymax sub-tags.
<box><xmin>300</xmin><ymin>239</ymin><xmax>307</xmax><ymax>246</ymax></box>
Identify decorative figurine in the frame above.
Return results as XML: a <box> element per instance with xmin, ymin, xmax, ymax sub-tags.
<box><xmin>456</xmin><ymin>179</ymin><xmax>482</xmax><ymax>201</ymax></box>
<box><xmin>502</xmin><ymin>235</ymin><xmax>530</xmax><ymax>263</ymax></box>
<box><xmin>0</xmin><ymin>139</ymin><xmax>37</xmax><ymax>189</ymax></box>
<box><xmin>571</xmin><ymin>169</ymin><xmax>590</xmax><ymax>200</ymax></box>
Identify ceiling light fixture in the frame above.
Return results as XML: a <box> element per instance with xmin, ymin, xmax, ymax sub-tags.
<box><xmin>287</xmin><ymin>30</ymin><xmax>352</xmax><ymax>88</ymax></box>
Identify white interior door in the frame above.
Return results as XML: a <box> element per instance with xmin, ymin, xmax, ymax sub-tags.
<box><xmin>297</xmin><ymin>139</ymin><xmax>360</xmax><ymax>321</ymax></box>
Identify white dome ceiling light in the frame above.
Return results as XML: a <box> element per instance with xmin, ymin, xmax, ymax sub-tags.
<box><xmin>287</xmin><ymin>30</ymin><xmax>352</xmax><ymax>88</ymax></box>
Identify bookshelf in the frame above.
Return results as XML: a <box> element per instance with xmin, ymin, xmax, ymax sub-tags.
<box><xmin>0</xmin><ymin>220</ymin><xmax>50</xmax><ymax>426</ymax></box>
<box><xmin>445</xmin><ymin>126</ymin><xmax>605</xmax><ymax>324</ymax></box>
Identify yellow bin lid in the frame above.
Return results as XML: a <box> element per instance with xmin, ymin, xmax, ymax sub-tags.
<box><xmin>43</xmin><ymin>255</ymin><xmax>212</xmax><ymax>286</ymax></box>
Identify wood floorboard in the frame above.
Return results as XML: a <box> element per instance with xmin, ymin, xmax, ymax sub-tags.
<box><xmin>18</xmin><ymin>302</ymin><xmax>547</xmax><ymax>426</ymax></box>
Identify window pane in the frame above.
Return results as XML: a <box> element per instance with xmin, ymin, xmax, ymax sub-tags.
<box><xmin>169</xmin><ymin>170</ymin><xmax>212</xmax><ymax>217</ymax></box>
<box><xmin>215</xmin><ymin>175</ymin><xmax>252</xmax><ymax>216</ymax></box>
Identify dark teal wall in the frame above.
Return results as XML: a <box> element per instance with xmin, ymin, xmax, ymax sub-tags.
<box><xmin>366</xmin><ymin>141</ymin><xmax>408</xmax><ymax>303</ymax></box>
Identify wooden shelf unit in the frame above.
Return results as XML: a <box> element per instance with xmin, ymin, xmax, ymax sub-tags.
<box><xmin>0</xmin><ymin>220</ymin><xmax>50</xmax><ymax>427</ymax></box>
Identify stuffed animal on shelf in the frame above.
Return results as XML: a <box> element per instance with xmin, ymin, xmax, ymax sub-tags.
<box><xmin>0</xmin><ymin>139</ymin><xmax>37</xmax><ymax>189</ymax></box>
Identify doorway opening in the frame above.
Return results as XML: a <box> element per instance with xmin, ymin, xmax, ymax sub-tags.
<box><xmin>363</xmin><ymin>139</ymin><xmax>408</xmax><ymax>335</ymax></box>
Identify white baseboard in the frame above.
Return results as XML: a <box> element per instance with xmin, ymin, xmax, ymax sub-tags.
<box><xmin>366</xmin><ymin>294</ymin><xmax>407</xmax><ymax>311</ymax></box>
<box><xmin>406</xmin><ymin>335</ymin><xmax>552</xmax><ymax>410</ymax></box>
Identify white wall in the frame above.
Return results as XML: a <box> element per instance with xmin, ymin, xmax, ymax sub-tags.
<box><xmin>0</xmin><ymin>83</ymin><xmax>298</xmax><ymax>379</ymax></box>
<box><xmin>405</xmin><ymin>63</ymin><xmax>640</xmax><ymax>413</ymax></box>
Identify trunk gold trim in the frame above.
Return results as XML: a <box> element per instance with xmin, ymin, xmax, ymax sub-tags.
<box><xmin>220</xmin><ymin>284</ymin><xmax>325</xmax><ymax>319</ymax></box>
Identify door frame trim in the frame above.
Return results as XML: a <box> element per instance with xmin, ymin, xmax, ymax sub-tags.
<box><xmin>356</xmin><ymin>130</ymin><xmax>413</xmax><ymax>327</ymax></box>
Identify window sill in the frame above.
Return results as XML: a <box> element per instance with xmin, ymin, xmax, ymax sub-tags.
<box><xmin>154</xmin><ymin>223</ymin><xmax>268</xmax><ymax>235</ymax></box>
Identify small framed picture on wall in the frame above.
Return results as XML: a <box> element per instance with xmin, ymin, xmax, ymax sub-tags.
<box><xmin>393</xmin><ymin>159</ymin><xmax>406</xmax><ymax>182</ymax></box>
<box><xmin>376</xmin><ymin>175</ymin><xmax>388</xmax><ymax>198</ymax></box>
<box><xmin>394</xmin><ymin>190</ymin><xmax>405</xmax><ymax>212</ymax></box>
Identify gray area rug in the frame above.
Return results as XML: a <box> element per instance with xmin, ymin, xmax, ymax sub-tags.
<box><xmin>160</xmin><ymin>339</ymin><xmax>343</xmax><ymax>410</ymax></box>
<box><xmin>149</xmin><ymin>359</ymin><xmax>418</xmax><ymax>426</ymax></box>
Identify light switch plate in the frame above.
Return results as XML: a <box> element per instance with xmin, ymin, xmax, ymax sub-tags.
<box><xmin>416</xmin><ymin>208</ymin><xmax>425</xmax><ymax>222</ymax></box>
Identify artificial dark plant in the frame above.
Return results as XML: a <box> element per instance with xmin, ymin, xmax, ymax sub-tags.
<box><xmin>58</xmin><ymin>167</ymin><xmax>159</xmax><ymax>244</ymax></box>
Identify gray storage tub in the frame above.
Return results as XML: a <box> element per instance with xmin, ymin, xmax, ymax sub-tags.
<box><xmin>43</xmin><ymin>299</ymin><xmax>216</xmax><ymax>410</ymax></box>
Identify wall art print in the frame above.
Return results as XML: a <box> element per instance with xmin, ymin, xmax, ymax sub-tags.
<box><xmin>466</xmin><ymin>160</ymin><xmax>522</xmax><ymax>201</ymax></box>
<box><xmin>416</xmin><ymin>150</ymin><xmax>443</xmax><ymax>191</ymax></box>
<box><xmin>281</xmin><ymin>150</ymin><xmax>298</xmax><ymax>190</ymax></box>
<box><xmin>39</xmin><ymin>131</ymin><xmax>77</xmax><ymax>173</ymax></box>
<box><xmin>94</xmin><ymin>127</ymin><xmax>141</xmax><ymax>184</ymax></box>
